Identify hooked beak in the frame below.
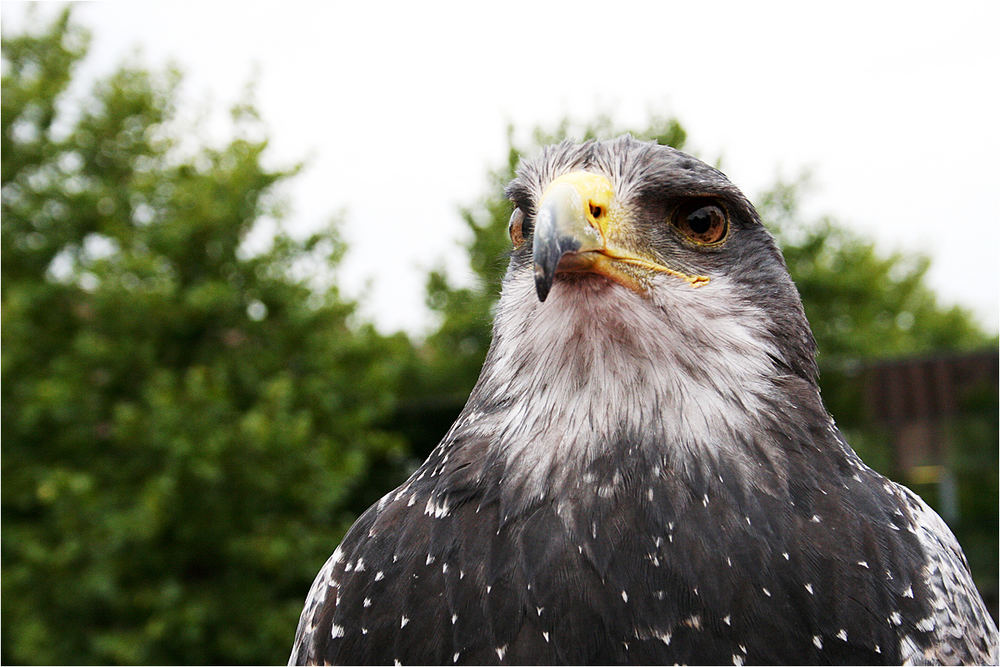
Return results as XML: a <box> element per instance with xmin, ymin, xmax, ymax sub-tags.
<box><xmin>532</xmin><ymin>175</ymin><xmax>607</xmax><ymax>301</ymax></box>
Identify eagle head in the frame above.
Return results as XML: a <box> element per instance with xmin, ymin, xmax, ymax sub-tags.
<box><xmin>501</xmin><ymin>136</ymin><xmax>817</xmax><ymax>386</ymax></box>
<box><xmin>460</xmin><ymin>137</ymin><xmax>828</xmax><ymax>501</ymax></box>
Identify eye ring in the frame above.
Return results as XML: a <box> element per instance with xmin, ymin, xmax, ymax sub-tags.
<box><xmin>508</xmin><ymin>207</ymin><xmax>526</xmax><ymax>247</ymax></box>
<box><xmin>670</xmin><ymin>201</ymin><xmax>728</xmax><ymax>245</ymax></box>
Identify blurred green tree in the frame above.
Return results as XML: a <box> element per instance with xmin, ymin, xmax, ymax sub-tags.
<box><xmin>2</xmin><ymin>9</ymin><xmax>408</xmax><ymax>664</ymax></box>
<box><xmin>756</xmin><ymin>176</ymin><xmax>989</xmax><ymax>434</ymax></box>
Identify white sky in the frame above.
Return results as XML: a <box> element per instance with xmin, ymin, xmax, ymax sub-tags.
<box><xmin>3</xmin><ymin>1</ymin><xmax>999</xmax><ymax>335</ymax></box>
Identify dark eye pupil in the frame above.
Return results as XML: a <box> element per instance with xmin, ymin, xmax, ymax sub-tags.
<box><xmin>673</xmin><ymin>203</ymin><xmax>727</xmax><ymax>244</ymax></box>
<box><xmin>687</xmin><ymin>209</ymin><xmax>712</xmax><ymax>234</ymax></box>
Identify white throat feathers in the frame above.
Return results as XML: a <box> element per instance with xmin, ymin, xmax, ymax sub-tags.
<box><xmin>456</xmin><ymin>268</ymin><xmax>803</xmax><ymax>495</ymax></box>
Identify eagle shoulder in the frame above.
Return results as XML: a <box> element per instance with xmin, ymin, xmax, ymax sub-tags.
<box><xmin>890</xmin><ymin>483</ymin><xmax>998</xmax><ymax>664</ymax></box>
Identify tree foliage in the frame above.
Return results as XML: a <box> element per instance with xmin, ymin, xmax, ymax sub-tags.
<box><xmin>2</xmin><ymin>9</ymin><xmax>406</xmax><ymax>664</ymax></box>
<box><xmin>757</xmin><ymin>177</ymin><xmax>990</xmax><ymax>428</ymax></box>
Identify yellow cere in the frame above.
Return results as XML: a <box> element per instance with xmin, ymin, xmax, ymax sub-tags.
<box><xmin>542</xmin><ymin>171</ymin><xmax>617</xmax><ymax>215</ymax></box>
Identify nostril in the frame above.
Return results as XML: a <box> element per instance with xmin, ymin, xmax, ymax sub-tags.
<box><xmin>589</xmin><ymin>203</ymin><xmax>603</xmax><ymax>219</ymax></box>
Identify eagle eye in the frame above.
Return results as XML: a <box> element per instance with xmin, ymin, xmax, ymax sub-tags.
<box><xmin>672</xmin><ymin>201</ymin><xmax>728</xmax><ymax>245</ymax></box>
<box><xmin>508</xmin><ymin>207</ymin><xmax>526</xmax><ymax>247</ymax></box>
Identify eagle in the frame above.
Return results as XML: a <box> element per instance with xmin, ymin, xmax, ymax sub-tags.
<box><xmin>289</xmin><ymin>136</ymin><xmax>997</xmax><ymax>665</ymax></box>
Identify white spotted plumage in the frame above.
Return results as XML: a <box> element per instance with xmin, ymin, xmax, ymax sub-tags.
<box><xmin>288</xmin><ymin>136</ymin><xmax>998</xmax><ymax>666</ymax></box>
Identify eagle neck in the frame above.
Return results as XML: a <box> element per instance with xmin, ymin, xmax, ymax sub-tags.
<box><xmin>451</xmin><ymin>270</ymin><xmax>824</xmax><ymax>498</ymax></box>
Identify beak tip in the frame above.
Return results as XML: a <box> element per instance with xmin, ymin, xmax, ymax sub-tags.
<box><xmin>534</xmin><ymin>268</ymin><xmax>552</xmax><ymax>302</ymax></box>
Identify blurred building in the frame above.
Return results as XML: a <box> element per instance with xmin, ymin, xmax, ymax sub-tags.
<box><xmin>862</xmin><ymin>348</ymin><xmax>999</xmax><ymax>621</ymax></box>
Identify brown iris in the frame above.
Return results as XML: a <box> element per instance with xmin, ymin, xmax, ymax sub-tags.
<box><xmin>672</xmin><ymin>201</ymin><xmax>728</xmax><ymax>245</ymax></box>
<box><xmin>509</xmin><ymin>207</ymin><xmax>526</xmax><ymax>247</ymax></box>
